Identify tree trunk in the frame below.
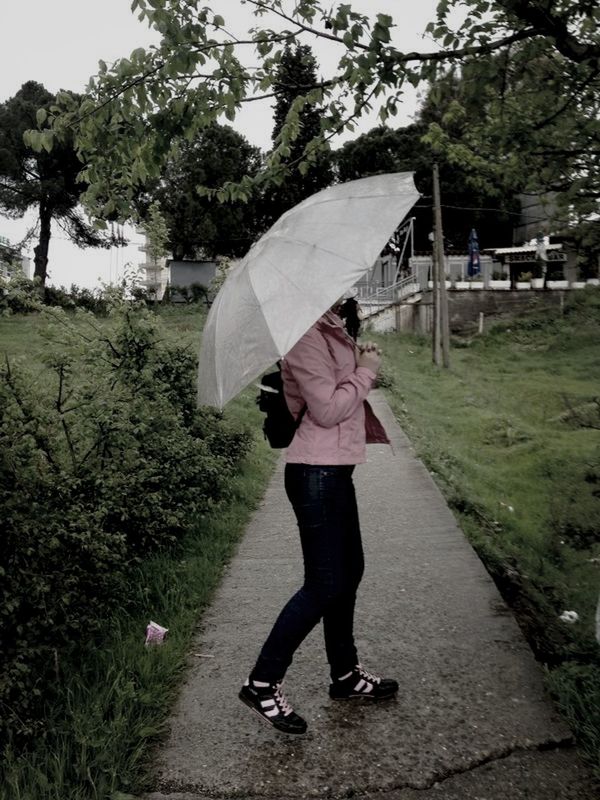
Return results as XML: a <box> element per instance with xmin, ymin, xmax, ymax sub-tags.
<box><xmin>33</xmin><ymin>202</ymin><xmax>52</xmax><ymax>285</ymax></box>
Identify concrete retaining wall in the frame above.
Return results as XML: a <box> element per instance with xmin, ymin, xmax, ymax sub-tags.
<box><xmin>365</xmin><ymin>289</ymin><xmax>569</xmax><ymax>335</ymax></box>
<box><xmin>367</xmin><ymin>305</ymin><xmax>398</xmax><ymax>333</ymax></box>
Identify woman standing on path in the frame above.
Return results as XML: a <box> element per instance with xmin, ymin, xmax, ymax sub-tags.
<box><xmin>239</xmin><ymin>303</ymin><xmax>398</xmax><ymax>735</ymax></box>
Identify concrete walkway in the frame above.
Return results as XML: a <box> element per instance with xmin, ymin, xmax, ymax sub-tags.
<box><xmin>145</xmin><ymin>393</ymin><xmax>596</xmax><ymax>800</ymax></box>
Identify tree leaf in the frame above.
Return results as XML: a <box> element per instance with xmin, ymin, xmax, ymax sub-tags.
<box><xmin>41</xmin><ymin>130</ymin><xmax>54</xmax><ymax>153</ymax></box>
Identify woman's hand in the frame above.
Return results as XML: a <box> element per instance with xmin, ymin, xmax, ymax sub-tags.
<box><xmin>355</xmin><ymin>341</ymin><xmax>382</xmax><ymax>374</ymax></box>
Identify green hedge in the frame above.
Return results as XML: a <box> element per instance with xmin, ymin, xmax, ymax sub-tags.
<box><xmin>0</xmin><ymin>305</ymin><xmax>252</xmax><ymax>745</ymax></box>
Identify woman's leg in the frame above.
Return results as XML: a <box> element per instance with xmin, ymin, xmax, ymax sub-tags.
<box><xmin>250</xmin><ymin>464</ymin><xmax>360</xmax><ymax>683</ymax></box>
<box><xmin>322</xmin><ymin>471</ymin><xmax>364</xmax><ymax>678</ymax></box>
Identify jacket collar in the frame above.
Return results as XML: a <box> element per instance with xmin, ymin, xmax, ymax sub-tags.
<box><xmin>317</xmin><ymin>310</ymin><xmax>356</xmax><ymax>347</ymax></box>
<box><xmin>320</xmin><ymin>310</ymin><xmax>344</xmax><ymax>328</ymax></box>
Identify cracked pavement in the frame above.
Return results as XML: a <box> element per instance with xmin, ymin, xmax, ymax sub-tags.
<box><xmin>143</xmin><ymin>392</ymin><xmax>597</xmax><ymax>800</ymax></box>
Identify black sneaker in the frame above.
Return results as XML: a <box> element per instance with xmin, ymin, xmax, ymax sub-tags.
<box><xmin>239</xmin><ymin>678</ymin><xmax>307</xmax><ymax>735</ymax></box>
<box><xmin>329</xmin><ymin>664</ymin><xmax>399</xmax><ymax>700</ymax></box>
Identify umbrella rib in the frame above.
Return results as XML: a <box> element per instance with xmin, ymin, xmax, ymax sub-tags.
<box><xmin>256</xmin><ymin>249</ymin><xmax>320</xmax><ymax>300</ymax></box>
<box><xmin>265</xmin><ymin>234</ymin><xmax>368</xmax><ymax>268</ymax></box>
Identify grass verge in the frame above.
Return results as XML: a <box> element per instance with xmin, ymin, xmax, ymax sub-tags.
<box><xmin>371</xmin><ymin>288</ymin><xmax>600</xmax><ymax>775</ymax></box>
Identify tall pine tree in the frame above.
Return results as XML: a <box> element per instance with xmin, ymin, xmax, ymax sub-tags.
<box><xmin>265</xmin><ymin>44</ymin><xmax>333</xmax><ymax>225</ymax></box>
<box><xmin>0</xmin><ymin>82</ymin><xmax>115</xmax><ymax>285</ymax></box>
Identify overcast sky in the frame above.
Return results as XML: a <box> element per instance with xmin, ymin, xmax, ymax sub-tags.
<box><xmin>0</xmin><ymin>0</ymin><xmax>439</xmax><ymax>288</ymax></box>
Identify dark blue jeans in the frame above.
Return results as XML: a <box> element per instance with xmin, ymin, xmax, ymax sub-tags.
<box><xmin>251</xmin><ymin>464</ymin><xmax>364</xmax><ymax>683</ymax></box>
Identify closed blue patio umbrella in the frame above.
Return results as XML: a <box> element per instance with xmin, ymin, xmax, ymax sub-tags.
<box><xmin>467</xmin><ymin>228</ymin><xmax>481</xmax><ymax>277</ymax></box>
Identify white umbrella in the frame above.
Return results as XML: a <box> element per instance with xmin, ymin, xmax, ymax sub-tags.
<box><xmin>197</xmin><ymin>172</ymin><xmax>419</xmax><ymax>408</ymax></box>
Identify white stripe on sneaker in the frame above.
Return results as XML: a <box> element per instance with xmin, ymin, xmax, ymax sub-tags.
<box><xmin>252</xmin><ymin>680</ymin><xmax>271</xmax><ymax>688</ymax></box>
<box><xmin>261</xmin><ymin>698</ymin><xmax>276</xmax><ymax>708</ymax></box>
<box><xmin>264</xmin><ymin>707</ymin><xmax>279</xmax><ymax>718</ymax></box>
<box><xmin>354</xmin><ymin>678</ymin><xmax>366</xmax><ymax>691</ymax></box>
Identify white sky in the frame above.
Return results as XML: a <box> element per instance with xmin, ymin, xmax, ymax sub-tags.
<box><xmin>0</xmin><ymin>0</ymin><xmax>439</xmax><ymax>288</ymax></box>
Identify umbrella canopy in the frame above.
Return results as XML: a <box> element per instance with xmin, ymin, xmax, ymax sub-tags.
<box><xmin>197</xmin><ymin>172</ymin><xmax>419</xmax><ymax>408</ymax></box>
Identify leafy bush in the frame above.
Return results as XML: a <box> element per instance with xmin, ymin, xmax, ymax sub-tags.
<box><xmin>0</xmin><ymin>272</ymin><xmax>42</xmax><ymax>314</ymax></box>
<box><xmin>41</xmin><ymin>284</ymin><xmax>77</xmax><ymax>310</ymax></box>
<box><xmin>0</xmin><ymin>304</ymin><xmax>252</xmax><ymax>745</ymax></box>
<box><xmin>167</xmin><ymin>283</ymin><xmax>210</xmax><ymax>306</ymax></box>
<box><xmin>68</xmin><ymin>285</ymin><xmax>110</xmax><ymax>314</ymax></box>
<box><xmin>1</xmin><ymin>274</ymin><xmax>111</xmax><ymax>315</ymax></box>
<box><xmin>190</xmin><ymin>282</ymin><xmax>209</xmax><ymax>304</ymax></box>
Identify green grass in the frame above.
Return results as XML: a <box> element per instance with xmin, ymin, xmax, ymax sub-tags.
<box><xmin>0</xmin><ymin>302</ymin><xmax>207</xmax><ymax>367</ymax></box>
<box><xmin>0</xmin><ymin>304</ymin><xmax>276</xmax><ymax>799</ymax></box>
<box><xmin>0</xmin><ymin>311</ymin><xmax>50</xmax><ymax>363</ymax></box>
<box><xmin>372</xmin><ymin>288</ymin><xmax>600</xmax><ymax>774</ymax></box>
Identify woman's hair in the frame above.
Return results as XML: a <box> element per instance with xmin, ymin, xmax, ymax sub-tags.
<box><xmin>339</xmin><ymin>297</ymin><xmax>361</xmax><ymax>341</ymax></box>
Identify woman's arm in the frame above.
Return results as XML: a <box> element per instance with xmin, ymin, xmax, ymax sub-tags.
<box><xmin>284</xmin><ymin>326</ymin><xmax>375</xmax><ymax>428</ymax></box>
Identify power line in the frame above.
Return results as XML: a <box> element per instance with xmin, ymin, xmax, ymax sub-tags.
<box><xmin>415</xmin><ymin>202</ymin><xmax>552</xmax><ymax>224</ymax></box>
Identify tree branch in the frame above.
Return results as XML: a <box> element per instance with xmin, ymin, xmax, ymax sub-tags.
<box><xmin>532</xmin><ymin>66</ymin><xmax>600</xmax><ymax>130</ymax></box>
<box><xmin>69</xmin><ymin>32</ymin><xmax>299</xmax><ymax>129</ymax></box>
<box><xmin>246</xmin><ymin>0</ymin><xmax>362</xmax><ymax>47</ymax></box>
<box><xmin>56</xmin><ymin>364</ymin><xmax>78</xmax><ymax>469</ymax></box>
<box><xmin>497</xmin><ymin>0</ymin><xmax>600</xmax><ymax>64</ymax></box>
<box><xmin>239</xmin><ymin>79</ymin><xmax>334</xmax><ymax>103</ymax></box>
<box><xmin>246</xmin><ymin>0</ymin><xmax>537</xmax><ymax>64</ymax></box>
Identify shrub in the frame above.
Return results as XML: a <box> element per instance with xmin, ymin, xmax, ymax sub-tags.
<box><xmin>42</xmin><ymin>284</ymin><xmax>76</xmax><ymax>310</ymax></box>
<box><xmin>1</xmin><ymin>275</ymin><xmax>111</xmax><ymax>315</ymax></box>
<box><xmin>0</xmin><ymin>273</ymin><xmax>42</xmax><ymax>314</ymax></box>
<box><xmin>190</xmin><ymin>282</ymin><xmax>209</xmax><ymax>305</ymax></box>
<box><xmin>0</xmin><ymin>304</ymin><xmax>252</xmax><ymax>745</ymax></box>
<box><xmin>69</xmin><ymin>285</ymin><xmax>110</xmax><ymax>314</ymax></box>
<box><xmin>167</xmin><ymin>284</ymin><xmax>190</xmax><ymax>304</ymax></box>
<box><xmin>167</xmin><ymin>283</ymin><xmax>209</xmax><ymax>306</ymax></box>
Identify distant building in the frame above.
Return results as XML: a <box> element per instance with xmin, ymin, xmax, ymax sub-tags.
<box><xmin>485</xmin><ymin>242</ymin><xmax>569</xmax><ymax>284</ymax></box>
<box><xmin>511</xmin><ymin>194</ymin><xmax>586</xmax><ymax>281</ymax></box>
<box><xmin>168</xmin><ymin>259</ymin><xmax>218</xmax><ymax>293</ymax></box>
<box><xmin>136</xmin><ymin>232</ymin><xmax>221</xmax><ymax>301</ymax></box>
<box><xmin>0</xmin><ymin>235</ymin><xmax>32</xmax><ymax>280</ymax></box>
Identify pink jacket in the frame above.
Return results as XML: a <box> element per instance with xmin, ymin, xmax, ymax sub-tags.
<box><xmin>282</xmin><ymin>311</ymin><xmax>390</xmax><ymax>465</ymax></box>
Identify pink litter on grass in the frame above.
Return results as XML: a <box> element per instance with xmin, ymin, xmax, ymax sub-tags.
<box><xmin>145</xmin><ymin>620</ymin><xmax>169</xmax><ymax>646</ymax></box>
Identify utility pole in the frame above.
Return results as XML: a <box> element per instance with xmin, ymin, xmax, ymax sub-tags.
<box><xmin>431</xmin><ymin>222</ymin><xmax>442</xmax><ymax>366</ymax></box>
<box><xmin>432</xmin><ymin>163</ymin><xmax>450</xmax><ymax>368</ymax></box>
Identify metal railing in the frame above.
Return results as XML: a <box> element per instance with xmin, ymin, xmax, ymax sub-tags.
<box><xmin>359</xmin><ymin>274</ymin><xmax>421</xmax><ymax>315</ymax></box>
